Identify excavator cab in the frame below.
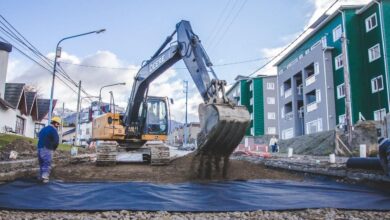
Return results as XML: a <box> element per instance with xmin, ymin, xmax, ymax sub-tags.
<box><xmin>140</xmin><ymin>96</ymin><xmax>169</xmax><ymax>141</ymax></box>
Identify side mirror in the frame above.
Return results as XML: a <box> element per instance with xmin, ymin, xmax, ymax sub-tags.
<box><xmin>170</xmin><ymin>98</ymin><xmax>174</xmax><ymax>104</ymax></box>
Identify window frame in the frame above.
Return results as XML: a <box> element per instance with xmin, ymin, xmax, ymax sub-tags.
<box><xmin>368</xmin><ymin>44</ymin><xmax>381</xmax><ymax>62</ymax></box>
<box><xmin>335</xmin><ymin>54</ymin><xmax>343</xmax><ymax>70</ymax></box>
<box><xmin>266</xmin><ymin>82</ymin><xmax>275</xmax><ymax>90</ymax></box>
<box><xmin>373</xmin><ymin>108</ymin><xmax>386</xmax><ymax>121</ymax></box>
<box><xmin>267</xmin><ymin>112</ymin><xmax>276</xmax><ymax>120</ymax></box>
<box><xmin>337</xmin><ymin>83</ymin><xmax>345</xmax><ymax>99</ymax></box>
<box><xmin>332</xmin><ymin>25</ymin><xmax>342</xmax><ymax>42</ymax></box>
<box><xmin>371</xmin><ymin>75</ymin><xmax>384</xmax><ymax>93</ymax></box>
<box><xmin>267</xmin><ymin>97</ymin><xmax>276</xmax><ymax>105</ymax></box>
<box><xmin>365</xmin><ymin>13</ymin><xmax>378</xmax><ymax>32</ymax></box>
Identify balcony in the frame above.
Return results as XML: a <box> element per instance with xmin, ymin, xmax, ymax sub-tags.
<box><xmin>305</xmin><ymin>75</ymin><xmax>316</xmax><ymax>86</ymax></box>
<box><xmin>307</xmin><ymin>102</ymin><xmax>318</xmax><ymax>112</ymax></box>
<box><xmin>285</xmin><ymin>112</ymin><xmax>294</xmax><ymax>120</ymax></box>
<box><xmin>284</xmin><ymin>88</ymin><xmax>292</xmax><ymax>98</ymax></box>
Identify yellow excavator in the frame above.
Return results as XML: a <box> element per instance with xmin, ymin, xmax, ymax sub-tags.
<box><xmin>92</xmin><ymin>20</ymin><xmax>250</xmax><ymax>166</ymax></box>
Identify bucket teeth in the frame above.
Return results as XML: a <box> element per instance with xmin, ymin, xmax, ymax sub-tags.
<box><xmin>195</xmin><ymin>103</ymin><xmax>250</xmax><ymax>177</ymax></box>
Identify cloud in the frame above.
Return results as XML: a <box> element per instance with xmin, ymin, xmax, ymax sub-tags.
<box><xmin>307</xmin><ymin>0</ymin><xmax>370</xmax><ymax>26</ymax></box>
<box><xmin>257</xmin><ymin>0</ymin><xmax>371</xmax><ymax>75</ymax></box>
<box><xmin>7</xmin><ymin>50</ymin><xmax>203</xmax><ymax>123</ymax></box>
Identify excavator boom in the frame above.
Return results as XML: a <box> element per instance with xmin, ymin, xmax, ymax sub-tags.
<box><xmin>97</xmin><ymin>20</ymin><xmax>250</xmax><ymax>173</ymax></box>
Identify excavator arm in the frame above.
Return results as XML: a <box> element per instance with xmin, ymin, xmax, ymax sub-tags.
<box><xmin>123</xmin><ymin>20</ymin><xmax>250</xmax><ymax>176</ymax></box>
<box><xmin>124</xmin><ymin>20</ymin><xmax>229</xmax><ymax>125</ymax></box>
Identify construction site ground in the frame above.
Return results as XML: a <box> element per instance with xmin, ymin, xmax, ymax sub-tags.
<box><xmin>0</xmin><ymin>139</ymin><xmax>390</xmax><ymax>219</ymax></box>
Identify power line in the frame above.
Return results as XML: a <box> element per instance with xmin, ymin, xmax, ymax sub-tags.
<box><xmin>208</xmin><ymin>0</ymin><xmax>248</xmax><ymax>53</ymax></box>
<box><xmin>205</xmin><ymin>0</ymin><xmax>234</xmax><ymax>46</ymax></box>
<box><xmin>0</xmin><ymin>15</ymin><xmax>92</xmax><ymax>97</ymax></box>
<box><xmin>207</xmin><ymin>0</ymin><xmax>241</xmax><ymax>50</ymax></box>
<box><xmin>247</xmin><ymin>0</ymin><xmax>340</xmax><ymax>77</ymax></box>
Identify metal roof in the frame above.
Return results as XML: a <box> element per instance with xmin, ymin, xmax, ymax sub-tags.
<box><xmin>37</xmin><ymin>99</ymin><xmax>57</xmax><ymax>121</ymax></box>
<box><xmin>4</xmin><ymin>83</ymin><xmax>25</xmax><ymax>108</ymax></box>
<box><xmin>0</xmin><ymin>41</ymin><xmax>12</xmax><ymax>52</ymax></box>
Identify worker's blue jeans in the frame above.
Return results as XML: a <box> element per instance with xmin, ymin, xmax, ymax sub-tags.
<box><xmin>37</xmin><ymin>148</ymin><xmax>53</xmax><ymax>179</ymax></box>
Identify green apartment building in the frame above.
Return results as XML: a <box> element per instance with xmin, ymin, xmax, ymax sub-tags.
<box><xmin>276</xmin><ymin>0</ymin><xmax>390</xmax><ymax>138</ymax></box>
<box><xmin>227</xmin><ymin>75</ymin><xmax>278</xmax><ymax>136</ymax></box>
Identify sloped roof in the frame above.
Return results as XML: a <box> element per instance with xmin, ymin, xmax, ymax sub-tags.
<box><xmin>37</xmin><ymin>99</ymin><xmax>57</xmax><ymax>121</ymax></box>
<box><xmin>25</xmin><ymin>91</ymin><xmax>37</xmax><ymax>114</ymax></box>
<box><xmin>4</xmin><ymin>83</ymin><xmax>25</xmax><ymax>108</ymax></box>
<box><xmin>0</xmin><ymin>97</ymin><xmax>13</xmax><ymax>110</ymax></box>
<box><xmin>0</xmin><ymin>41</ymin><xmax>12</xmax><ymax>52</ymax></box>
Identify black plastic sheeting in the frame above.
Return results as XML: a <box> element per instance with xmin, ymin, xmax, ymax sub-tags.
<box><xmin>0</xmin><ymin>179</ymin><xmax>389</xmax><ymax>211</ymax></box>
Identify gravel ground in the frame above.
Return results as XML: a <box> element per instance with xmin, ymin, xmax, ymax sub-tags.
<box><xmin>0</xmin><ymin>209</ymin><xmax>389</xmax><ymax>220</ymax></box>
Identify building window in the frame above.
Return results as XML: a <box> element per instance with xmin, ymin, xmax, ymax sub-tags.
<box><xmin>282</xmin><ymin>128</ymin><xmax>294</xmax><ymax>140</ymax></box>
<box><xmin>250</xmin><ymin>113</ymin><xmax>254</xmax><ymax>120</ymax></box>
<box><xmin>266</xmin><ymin>82</ymin><xmax>275</xmax><ymax>90</ymax></box>
<box><xmin>250</xmin><ymin>97</ymin><xmax>254</xmax><ymax>105</ymax></box>
<box><xmin>365</xmin><ymin>13</ymin><xmax>377</xmax><ymax>32</ymax></box>
<box><xmin>368</xmin><ymin>44</ymin><xmax>381</xmax><ymax>62</ymax></box>
<box><xmin>15</xmin><ymin>116</ymin><xmax>25</xmax><ymax>135</ymax></box>
<box><xmin>374</xmin><ymin>108</ymin><xmax>386</xmax><ymax>121</ymax></box>
<box><xmin>316</xmin><ymin>89</ymin><xmax>321</xmax><ymax>103</ymax></box>
<box><xmin>335</xmin><ymin>54</ymin><xmax>343</xmax><ymax>70</ymax></box>
<box><xmin>267</xmin><ymin>97</ymin><xmax>275</xmax><ymax>105</ymax></box>
<box><xmin>268</xmin><ymin>112</ymin><xmax>276</xmax><ymax>120</ymax></box>
<box><xmin>333</xmin><ymin>25</ymin><xmax>342</xmax><ymax>42</ymax></box>
<box><xmin>86</xmin><ymin>128</ymin><xmax>90</xmax><ymax>135</ymax></box>
<box><xmin>249</xmin><ymin>82</ymin><xmax>253</xmax><ymax>91</ymax></box>
<box><xmin>306</xmin><ymin>118</ymin><xmax>323</xmax><ymax>135</ymax></box>
<box><xmin>337</xmin><ymin>83</ymin><xmax>345</xmax><ymax>99</ymax></box>
<box><xmin>371</xmin><ymin>75</ymin><xmax>384</xmax><ymax>93</ymax></box>
<box><xmin>338</xmin><ymin>114</ymin><xmax>346</xmax><ymax>125</ymax></box>
<box><xmin>34</xmin><ymin>123</ymin><xmax>45</xmax><ymax>138</ymax></box>
<box><xmin>267</xmin><ymin>127</ymin><xmax>276</xmax><ymax>135</ymax></box>
<box><xmin>250</xmin><ymin>127</ymin><xmax>254</xmax><ymax>136</ymax></box>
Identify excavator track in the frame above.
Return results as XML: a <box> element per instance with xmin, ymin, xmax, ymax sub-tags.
<box><xmin>95</xmin><ymin>141</ymin><xmax>170</xmax><ymax>166</ymax></box>
<box><xmin>195</xmin><ymin>103</ymin><xmax>250</xmax><ymax>177</ymax></box>
<box><xmin>96</xmin><ymin>142</ymin><xmax>118</xmax><ymax>166</ymax></box>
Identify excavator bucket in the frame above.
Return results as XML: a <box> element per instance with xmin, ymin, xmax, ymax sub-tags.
<box><xmin>195</xmin><ymin>103</ymin><xmax>250</xmax><ymax>178</ymax></box>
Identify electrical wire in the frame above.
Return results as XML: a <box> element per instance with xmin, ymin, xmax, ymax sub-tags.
<box><xmin>0</xmin><ymin>15</ymin><xmax>92</xmax><ymax>97</ymax></box>
<box><xmin>247</xmin><ymin>0</ymin><xmax>340</xmax><ymax>77</ymax></box>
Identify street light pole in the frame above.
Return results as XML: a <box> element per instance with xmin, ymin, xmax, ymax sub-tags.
<box><xmin>48</xmin><ymin>29</ymin><xmax>106</xmax><ymax>125</ymax></box>
<box><xmin>98</xmin><ymin>82</ymin><xmax>126</xmax><ymax>115</ymax></box>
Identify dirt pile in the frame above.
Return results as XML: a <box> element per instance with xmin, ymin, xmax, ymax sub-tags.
<box><xmin>52</xmin><ymin>152</ymin><xmax>302</xmax><ymax>183</ymax></box>
<box><xmin>0</xmin><ymin>139</ymin><xmax>88</xmax><ymax>161</ymax></box>
<box><xmin>0</xmin><ymin>139</ymin><xmax>36</xmax><ymax>161</ymax></box>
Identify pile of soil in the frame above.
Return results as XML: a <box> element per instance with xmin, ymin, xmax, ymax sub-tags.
<box><xmin>52</xmin><ymin>152</ymin><xmax>303</xmax><ymax>183</ymax></box>
<box><xmin>0</xmin><ymin>139</ymin><xmax>36</xmax><ymax>161</ymax></box>
<box><xmin>0</xmin><ymin>139</ymin><xmax>90</xmax><ymax>161</ymax></box>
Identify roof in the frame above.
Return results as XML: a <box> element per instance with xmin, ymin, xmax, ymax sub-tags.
<box><xmin>274</xmin><ymin>5</ymin><xmax>363</xmax><ymax>66</ymax></box>
<box><xmin>25</xmin><ymin>91</ymin><xmax>37</xmax><ymax>114</ymax></box>
<box><xmin>63</xmin><ymin>127</ymin><xmax>76</xmax><ymax>136</ymax></box>
<box><xmin>37</xmin><ymin>99</ymin><xmax>57</xmax><ymax>121</ymax></box>
<box><xmin>4</xmin><ymin>83</ymin><xmax>25</xmax><ymax>108</ymax></box>
<box><xmin>356</xmin><ymin>0</ymin><xmax>378</xmax><ymax>15</ymax></box>
<box><xmin>0</xmin><ymin>41</ymin><xmax>12</xmax><ymax>52</ymax></box>
<box><xmin>0</xmin><ymin>97</ymin><xmax>13</xmax><ymax>110</ymax></box>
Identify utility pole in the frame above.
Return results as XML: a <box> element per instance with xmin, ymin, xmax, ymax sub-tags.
<box><xmin>75</xmin><ymin>81</ymin><xmax>82</xmax><ymax>146</ymax></box>
<box><xmin>341</xmin><ymin>34</ymin><xmax>353</xmax><ymax>145</ymax></box>
<box><xmin>59</xmin><ymin>102</ymin><xmax>64</xmax><ymax>144</ymax></box>
<box><xmin>183</xmin><ymin>80</ymin><xmax>188</xmax><ymax>146</ymax></box>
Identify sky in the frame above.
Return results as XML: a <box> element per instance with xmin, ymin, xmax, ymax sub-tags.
<box><xmin>1</xmin><ymin>0</ymin><xmax>370</xmax><ymax>122</ymax></box>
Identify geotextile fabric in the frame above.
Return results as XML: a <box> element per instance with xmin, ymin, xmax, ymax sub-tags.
<box><xmin>0</xmin><ymin>179</ymin><xmax>389</xmax><ymax>211</ymax></box>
